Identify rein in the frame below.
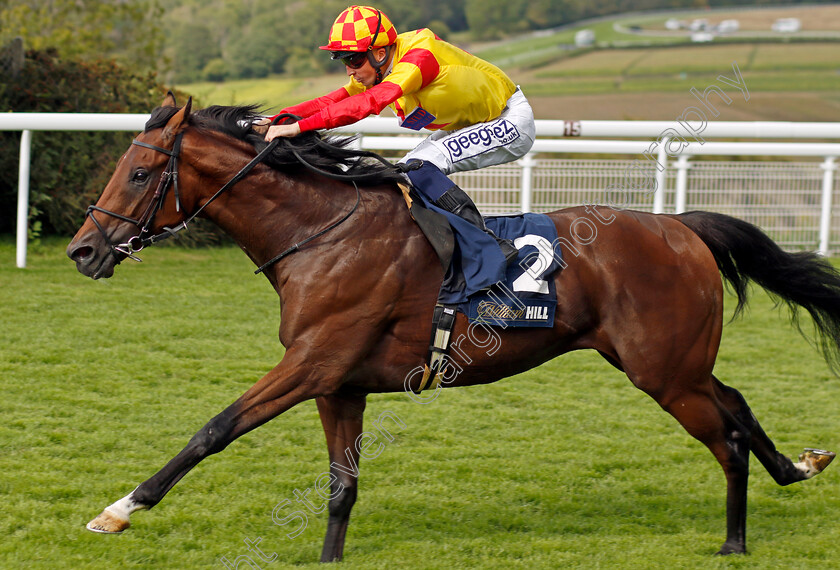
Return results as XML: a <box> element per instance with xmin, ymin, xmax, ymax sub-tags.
<box><xmin>85</xmin><ymin>118</ymin><xmax>390</xmax><ymax>273</ymax></box>
<box><xmin>253</xmin><ymin>180</ymin><xmax>359</xmax><ymax>274</ymax></box>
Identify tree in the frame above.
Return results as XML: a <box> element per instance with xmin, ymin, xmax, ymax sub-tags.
<box><xmin>225</xmin><ymin>22</ymin><xmax>286</xmax><ymax>78</ymax></box>
<box><xmin>465</xmin><ymin>0</ymin><xmax>528</xmax><ymax>39</ymax></box>
<box><xmin>0</xmin><ymin>0</ymin><xmax>164</xmax><ymax>71</ymax></box>
<box><xmin>202</xmin><ymin>58</ymin><xmax>229</xmax><ymax>82</ymax></box>
<box><xmin>525</xmin><ymin>0</ymin><xmax>580</xmax><ymax>29</ymax></box>
<box><xmin>378</xmin><ymin>0</ymin><xmax>468</xmax><ymax>33</ymax></box>
<box><xmin>166</xmin><ymin>20</ymin><xmax>222</xmax><ymax>83</ymax></box>
<box><xmin>0</xmin><ymin>48</ymin><xmax>166</xmax><ymax>237</ymax></box>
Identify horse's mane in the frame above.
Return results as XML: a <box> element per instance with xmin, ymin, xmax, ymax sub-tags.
<box><xmin>144</xmin><ymin>104</ymin><xmax>406</xmax><ymax>186</ymax></box>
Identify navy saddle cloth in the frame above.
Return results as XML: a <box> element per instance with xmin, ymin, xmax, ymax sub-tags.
<box><xmin>410</xmin><ymin>189</ymin><xmax>563</xmax><ymax>327</ymax></box>
<box><xmin>460</xmin><ymin>213</ymin><xmax>563</xmax><ymax>328</ymax></box>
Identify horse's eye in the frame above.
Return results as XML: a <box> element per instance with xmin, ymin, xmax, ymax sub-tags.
<box><xmin>131</xmin><ymin>168</ymin><xmax>149</xmax><ymax>185</ymax></box>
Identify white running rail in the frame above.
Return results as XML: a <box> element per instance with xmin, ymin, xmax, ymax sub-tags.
<box><xmin>3</xmin><ymin>115</ymin><xmax>838</xmax><ymax>267</ymax></box>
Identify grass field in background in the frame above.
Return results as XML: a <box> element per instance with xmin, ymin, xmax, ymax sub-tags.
<box><xmin>178</xmin><ymin>41</ymin><xmax>840</xmax><ymax>121</ymax></box>
<box><xmin>516</xmin><ymin>43</ymin><xmax>840</xmax><ymax>106</ymax></box>
<box><xmin>2</xmin><ymin>238</ymin><xmax>840</xmax><ymax>568</ymax></box>
<box><xmin>475</xmin><ymin>4</ymin><xmax>840</xmax><ymax>70</ymax></box>
<box><xmin>528</xmin><ymin>42</ymin><xmax>840</xmax><ymax>83</ymax></box>
<box><xmin>174</xmin><ymin>76</ymin><xmax>324</xmax><ymax>113</ymax></box>
<box><xmin>632</xmin><ymin>4</ymin><xmax>840</xmax><ymax>32</ymax></box>
<box><xmin>173</xmin><ymin>4</ymin><xmax>840</xmax><ymax>124</ymax></box>
<box><xmin>179</xmin><ymin>40</ymin><xmax>840</xmax><ymax>112</ymax></box>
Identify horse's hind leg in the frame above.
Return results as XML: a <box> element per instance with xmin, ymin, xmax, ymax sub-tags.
<box><xmin>656</xmin><ymin>376</ymin><xmax>836</xmax><ymax>555</ymax></box>
<box><xmin>315</xmin><ymin>392</ymin><xmax>366</xmax><ymax>563</ymax></box>
<box><xmin>712</xmin><ymin>376</ymin><xmax>836</xmax><ymax>485</ymax></box>
<box><xmin>639</xmin><ymin>380</ymin><xmax>751</xmax><ymax>554</ymax></box>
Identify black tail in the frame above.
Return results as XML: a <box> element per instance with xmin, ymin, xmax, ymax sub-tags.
<box><xmin>677</xmin><ymin>210</ymin><xmax>840</xmax><ymax>373</ymax></box>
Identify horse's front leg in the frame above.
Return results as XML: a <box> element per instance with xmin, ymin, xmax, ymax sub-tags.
<box><xmin>86</xmin><ymin>348</ymin><xmax>328</xmax><ymax>533</ymax></box>
<box><xmin>315</xmin><ymin>392</ymin><xmax>366</xmax><ymax>562</ymax></box>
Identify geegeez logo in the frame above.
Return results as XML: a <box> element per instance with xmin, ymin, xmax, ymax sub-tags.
<box><xmin>444</xmin><ymin>119</ymin><xmax>521</xmax><ymax>163</ymax></box>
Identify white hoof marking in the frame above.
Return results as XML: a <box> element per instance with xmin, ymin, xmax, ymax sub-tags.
<box><xmin>86</xmin><ymin>489</ymin><xmax>149</xmax><ymax>534</ymax></box>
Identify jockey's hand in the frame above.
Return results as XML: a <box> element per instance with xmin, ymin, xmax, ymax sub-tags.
<box><xmin>265</xmin><ymin>122</ymin><xmax>302</xmax><ymax>141</ymax></box>
<box><xmin>252</xmin><ymin>117</ymin><xmax>270</xmax><ymax>135</ymax></box>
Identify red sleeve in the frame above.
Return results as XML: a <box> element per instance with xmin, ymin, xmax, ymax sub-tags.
<box><xmin>270</xmin><ymin>87</ymin><xmax>351</xmax><ymax>122</ymax></box>
<box><xmin>296</xmin><ymin>82</ymin><xmax>405</xmax><ymax>132</ymax></box>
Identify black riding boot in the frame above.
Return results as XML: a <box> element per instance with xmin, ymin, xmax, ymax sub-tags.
<box><xmin>402</xmin><ymin>159</ymin><xmax>518</xmax><ymax>264</ymax></box>
<box><xmin>434</xmin><ymin>185</ymin><xmax>519</xmax><ymax>264</ymax></box>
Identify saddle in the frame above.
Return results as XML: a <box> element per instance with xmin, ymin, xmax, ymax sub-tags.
<box><xmin>398</xmin><ymin>184</ymin><xmax>564</xmax><ymax>393</ymax></box>
<box><xmin>398</xmin><ymin>183</ymin><xmax>454</xmax><ymax>272</ymax></box>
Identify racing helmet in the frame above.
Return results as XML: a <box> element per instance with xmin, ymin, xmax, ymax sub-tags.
<box><xmin>320</xmin><ymin>6</ymin><xmax>398</xmax><ymax>54</ymax></box>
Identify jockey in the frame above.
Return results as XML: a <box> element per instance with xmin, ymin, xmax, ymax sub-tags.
<box><xmin>261</xmin><ymin>5</ymin><xmax>536</xmax><ymax>263</ymax></box>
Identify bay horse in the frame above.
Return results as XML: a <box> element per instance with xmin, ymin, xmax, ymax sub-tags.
<box><xmin>67</xmin><ymin>95</ymin><xmax>838</xmax><ymax>561</ymax></box>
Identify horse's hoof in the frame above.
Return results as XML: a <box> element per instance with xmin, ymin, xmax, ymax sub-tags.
<box><xmin>715</xmin><ymin>542</ymin><xmax>746</xmax><ymax>555</ymax></box>
<box><xmin>797</xmin><ymin>448</ymin><xmax>836</xmax><ymax>479</ymax></box>
<box><xmin>86</xmin><ymin>509</ymin><xmax>130</xmax><ymax>534</ymax></box>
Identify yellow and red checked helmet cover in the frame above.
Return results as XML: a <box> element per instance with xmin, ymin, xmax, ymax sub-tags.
<box><xmin>320</xmin><ymin>5</ymin><xmax>398</xmax><ymax>52</ymax></box>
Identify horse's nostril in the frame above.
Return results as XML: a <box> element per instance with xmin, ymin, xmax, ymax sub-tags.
<box><xmin>70</xmin><ymin>246</ymin><xmax>94</xmax><ymax>262</ymax></box>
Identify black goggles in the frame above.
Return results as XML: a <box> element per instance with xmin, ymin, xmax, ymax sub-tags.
<box><xmin>332</xmin><ymin>51</ymin><xmax>368</xmax><ymax>69</ymax></box>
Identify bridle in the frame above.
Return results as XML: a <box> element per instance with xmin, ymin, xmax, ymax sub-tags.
<box><xmin>83</xmin><ymin>116</ymin><xmax>400</xmax><ymax>274</ymax></box>
<box><xmin>86</xmin><ymin>132</ymin><xmax>188</xmax><ymax>262</ymax></box>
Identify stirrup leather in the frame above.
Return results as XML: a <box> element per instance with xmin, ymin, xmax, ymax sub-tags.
<box><xmin>415</xmin><ymin>304</ymin><xmax>457</xmax><ymax>393</ymax></box>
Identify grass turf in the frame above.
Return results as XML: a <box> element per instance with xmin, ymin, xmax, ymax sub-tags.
<box><xmin>2</xmin><ymin>238</ymin><xmax>839</xmax><ymax>568</ymax></box>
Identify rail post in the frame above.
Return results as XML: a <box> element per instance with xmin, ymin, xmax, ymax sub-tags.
<box><xmin>653</xmin><ymin>136</ymin><xmax>669</xmax><ymax>214</ymax></box>
<box><xmin>675</xmin><ymin>154</ymin><xmax>691</xmax><ymax>214</ymax></box>
<box><xmin>818</xmin><ymin>156</ymin><xmax>836</xmax><ymax>256</ymax></box>
<box><xmin>519</xmin><ymin>152</ymin><xmax>535</xmax><ymax>213</ymax></box>
<box><xmin>16</xmin><ymin>129</ymin><xmax>32</xmax><ymax>268</ymax></box>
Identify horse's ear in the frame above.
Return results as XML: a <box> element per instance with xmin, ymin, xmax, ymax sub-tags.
<box><xmin>162</xmin><ymin>97</ymin><xmax>192</xmax><ymax>143</ymax></box>
<box><xmin>162</xmin><ymin>91</ymin><xmax>177</xmax><ymax>108</ymax></box>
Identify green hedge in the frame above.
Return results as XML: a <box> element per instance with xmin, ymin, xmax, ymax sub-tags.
<box><xmin>0</xmin><ymin>48</ymin><xmax>165</xmax><ymax>238</ymax></box>
<box><xmin>1</xmin><ymin>48</ymin><xmax>226</xmax><ymax>246</ymax></box>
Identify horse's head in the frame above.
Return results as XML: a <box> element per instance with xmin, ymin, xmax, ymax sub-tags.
<box><xmin>67</xmin><ymin>94</ymin><xmax>193</xmax><ymax>279</ymax></box>
<box><xmin>68</xmin><ymin>94</ymin><xmax>412</xmax><ymax>280</ymax></box>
